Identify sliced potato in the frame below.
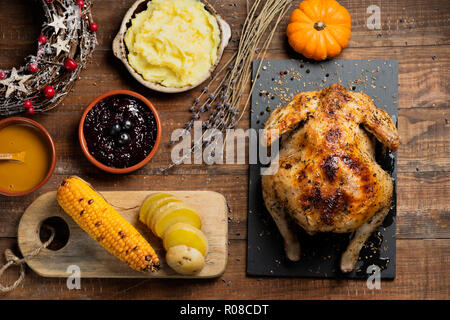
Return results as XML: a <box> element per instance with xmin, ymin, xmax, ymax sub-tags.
<box><xmin>145</xmin><ymin>196</ymin><xmax>181</xmax><ymax>227</ymax></box>
<box><xmin>139</xmin><ymin>193</ymin><xmax>182</xmax><ymax>228</ymax></box>
<box><xmin>152</xmin><ymin>202</ymin><xmax>202</xmax><ymax>238</ymax></box>
<box><xmin>150</xmin><ymin>201</ymin><xmax>186</xmax><ymax>232</ymax></box>
<box><xmin>163</xmin><ymin>222</ymin><xmax>208</xmax><ymax>256</ymax></box>
<box><xmin>165</xmin><ymin>245</ymin><xmax>205</xmax><ymax>275</ymax></box>
<box><xmin>139</xmin><ymin>193</ymin><xmax>174</xmax><ymax>224</ymax></box>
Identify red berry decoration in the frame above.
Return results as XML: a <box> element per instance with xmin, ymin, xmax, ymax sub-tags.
<box><xmin>0</xmin><ymin>0</ymin><xmax>97</xmax><ymax>117</ymax></box>
<box><xmin>38</xmin><ymin>35</ymin><xmax>47</xmax><ymax>44</ymax></box>
<box><xmin>28</xmin><ymin>64</ymin><xmax>38</xmax><ymax>73</ymax></box>
<box><xmin>27</xmin><ymin>107</ymin><xmax>35</xmax><ymax>115</ymax></box>
<box><xmin>44</xmin><ymin>85</ymin><xmax>55</xmax><ymax>99</ymax></box>
<box><xmin>89</xmin><ymin>22</ymin><xmax>98</xmax><ymax>32</ymax></box>
<box><xmin>24</xmin><ymin>100</ymin><xmax>33</xmax><ymax>109</ymax></box>
<box><xmin>64</xmin><ymin>58</ymin><xmax>78</xmax><ymax>71</ymax></box>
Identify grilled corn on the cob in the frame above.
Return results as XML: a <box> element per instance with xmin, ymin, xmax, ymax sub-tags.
<box><xmin>56</xmin><ymin>176</ymin><xmax>160</xmax><ymax>272</ymax></box>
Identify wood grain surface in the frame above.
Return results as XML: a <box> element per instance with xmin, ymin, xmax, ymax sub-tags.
<box><xmin>0</xmin><ymin>0</ymin><xmax>449</xmax><ymax>299</ymax></box>
<box><xmin>18</xmin><ymin>191</ymin><xmax>227</xmax><ymax>278</ymax></box>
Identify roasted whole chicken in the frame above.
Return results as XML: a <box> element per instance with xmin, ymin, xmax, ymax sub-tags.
<box><xmin>262</xmin><ymin>83</ymin><xmax>399</xmax><ymax>272</ymax></box>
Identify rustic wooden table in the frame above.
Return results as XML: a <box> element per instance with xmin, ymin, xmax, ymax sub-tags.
<box><xmin>0</xmin><ymin>0</ymin><xmax>449</xmax><ymax>300</ymax></box>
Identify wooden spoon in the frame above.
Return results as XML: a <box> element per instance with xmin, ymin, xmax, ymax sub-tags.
<box><xmin>0</xmin><ymin>151</ymin><xmax>26</xmax><ymax>163</ymax></box>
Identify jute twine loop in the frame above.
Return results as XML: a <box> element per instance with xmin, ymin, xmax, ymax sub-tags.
<box><xmin>0</xmin><ymin>225</ymin><xmax>55</xmax><ymax>293</ymax></box>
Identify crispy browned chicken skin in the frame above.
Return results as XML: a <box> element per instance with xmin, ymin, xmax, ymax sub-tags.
<box><xmin>262</xmin><ymin>83</ymin><xmax>399</xmax><ymax>272</ymax></box>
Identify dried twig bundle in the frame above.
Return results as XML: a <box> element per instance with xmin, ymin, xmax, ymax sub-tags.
<box><xmin>163</xmin><ymin>0</ymin><xmax>291</xmax><ymax>171</ymax></box>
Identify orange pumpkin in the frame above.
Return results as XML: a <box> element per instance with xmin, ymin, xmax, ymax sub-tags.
<box><xmin>286</xmin><ymin>0</ymin><xmax>351</xmax><ymax>61</ymax></box>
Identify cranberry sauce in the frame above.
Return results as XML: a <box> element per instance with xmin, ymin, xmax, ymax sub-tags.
<box><xmin>83</xmin><ymin>95</ymin><xmax>158</xmax><ymax>169</ymax></box>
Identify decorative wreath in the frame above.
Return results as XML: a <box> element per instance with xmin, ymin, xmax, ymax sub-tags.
<box><xmin>0</xmin><ymin>0</ymin><xmax>97</xmax><ymax>116</ymax></box>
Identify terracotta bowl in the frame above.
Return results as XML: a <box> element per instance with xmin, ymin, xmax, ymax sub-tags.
<box><xmin>112</xmin><ymin>0</ymin><xmax>231</xmax><ymax>93</ymax></box>
<box><xmin>0</xmin><ymin>117</ymin><xmax>56</xmax><ymax>197</ymax></box>
<box><xmin>79</xmin><ymin>90</ymin><xmax>162</xmax><ymax>174</ymax></box>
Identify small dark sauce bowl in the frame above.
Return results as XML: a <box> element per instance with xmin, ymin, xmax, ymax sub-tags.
<box><xmin>79</xmin><ymin>90</ymin><xmax>161</xmax><ymax>174</ymax></box>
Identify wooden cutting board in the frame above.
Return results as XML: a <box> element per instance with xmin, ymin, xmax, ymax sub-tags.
<box><xmin>18</xmin><ymin>191</ymin><xmax>228</xmax><ymax>278</ymax></box>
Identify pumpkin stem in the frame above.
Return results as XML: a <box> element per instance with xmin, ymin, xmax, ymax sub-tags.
<box><xmin>314</xmin><ymin>21</ymin><xmax>326</xmax><ymax>31</ymax></box>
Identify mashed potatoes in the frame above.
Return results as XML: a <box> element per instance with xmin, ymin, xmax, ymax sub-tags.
<box><xmin>124</xmin><ymin>0</ymin><xmax>221</xmax><ymax>88</ymax></box>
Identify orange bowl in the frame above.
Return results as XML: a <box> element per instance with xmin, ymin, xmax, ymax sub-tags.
<box><xmin>79</xmin><ymin>90</ymin><xmax>162</xmax><ymax>174</ymax></box>
<box><xmin>0</xmin><ymin>117</ymin><xmax>56</xmax><ymax>196</ymax></box>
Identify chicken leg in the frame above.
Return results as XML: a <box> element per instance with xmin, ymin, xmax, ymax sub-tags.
<box><xmin>340</xmin><ymin>205</ymin><xmax>391</xmax><ymax>273</ymax></box>
<box><xmin>262</xmin><ymin>172</ymin><xmax>301</xmax><ymax>261</ymax></box>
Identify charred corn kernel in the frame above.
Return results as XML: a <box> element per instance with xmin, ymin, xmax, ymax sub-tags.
<box><xmin>57</xmin><ymin>176</ymin><xmax>160</xmax><ymax>273</ymax></box>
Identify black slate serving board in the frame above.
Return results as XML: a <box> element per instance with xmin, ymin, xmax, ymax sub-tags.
<box><xmin>247</xmin><ymin>59</ymin><xmax>398</xmax><ymax>279</ymax></box>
